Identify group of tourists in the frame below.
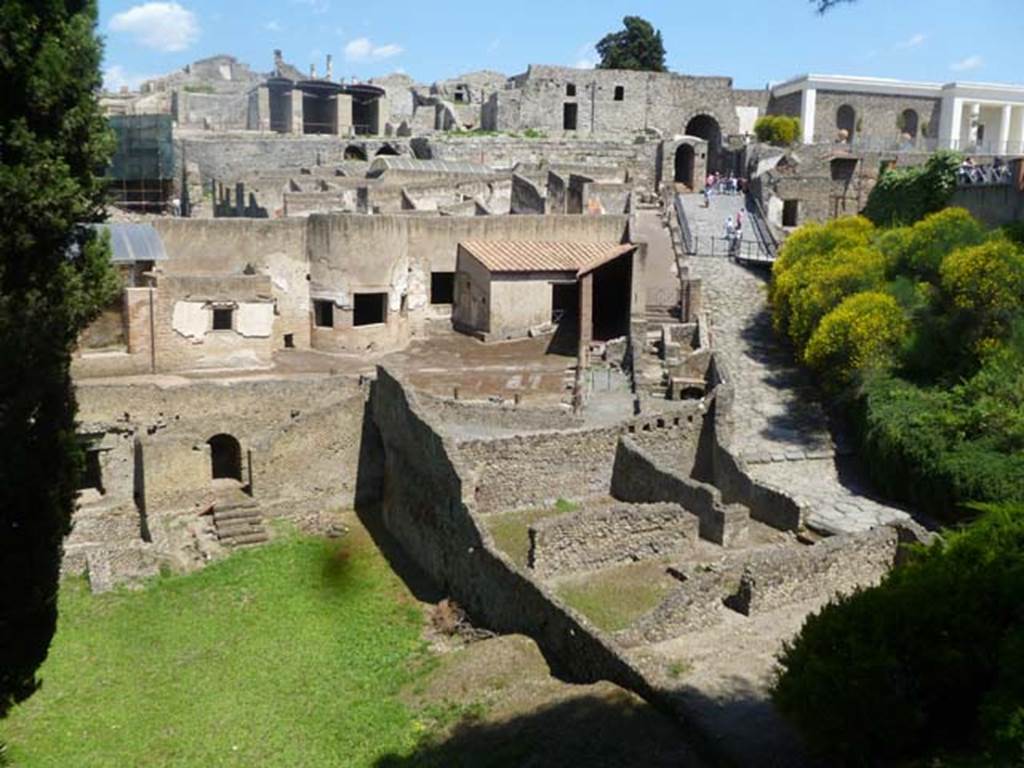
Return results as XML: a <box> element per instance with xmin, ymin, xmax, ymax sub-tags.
<box><xmin>702</xmin><ymin>172</ymin><xmax>747</xmax><ymax>207</ymax></box>
<box><xmin>958</xmin><ymin>156</ymin><xmax>1014</xmax><ymax>185</ymax></box>
<box><xmin>723</xmin><ymin>210</ymin><xmax>745</xmax><ymax>255</ymax></box>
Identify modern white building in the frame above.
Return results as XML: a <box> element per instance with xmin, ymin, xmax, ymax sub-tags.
<box><xmin>770</xmin><ymin>74</ymin><xmax>1024</xmax><ymax>154</ymax></box>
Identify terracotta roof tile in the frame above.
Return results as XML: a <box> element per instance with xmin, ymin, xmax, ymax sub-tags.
<box><xmin>460</xmin><ymin>240</ymin><xmax>634</xmax><ymax>275</ymax></box>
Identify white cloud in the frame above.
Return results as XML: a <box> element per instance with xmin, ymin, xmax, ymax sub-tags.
<box><xmin>951</xmin><ymin>54</ymin><xmax>983</xmax><ymax>72</ymax></box>
<box><xmin>343</xmin><ymin>37</ymin><xmax>403</xmax><ymax>62</ymax></box>
<box><xmin>109</xmin><ymin>2</ymin><xmax>199</xmax><ymax>53</ymax></box>
<box><xmin>894</xmin><ymin>33</ymin><xmax>926</xmax><ymax>50</ymax></box>
<box><xmin>573</xmin><ymin>42</ymin><xmax>597</xmax><ymax>69</ymax></box>
<box><xmin>264</xmin><ymin>20</ymin><xmax>281</xmax><ymax>32</ymax></box>
<box><xmin>487</xmin><ymin>38</ymin><xmax>501</xmax><ymax>53</ymax></box>
<box><xmin>103</xmin><ymin>65</ymin><xmax>155</xmax><ymax>92</ymax></box>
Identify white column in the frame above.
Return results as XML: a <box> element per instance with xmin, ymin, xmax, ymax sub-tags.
<box><xmin>939</xmin><ymin>96</ymin><xmax>963</xmax><ymax>150</ymax></box>
<box><xmin>968</xmin><ymin>102</ymin><xmax>981</xmax><ymax>147</ymax></box>
<box><xmin>1014</xmin><ymin>106</ymin><xmax>1024</xmax><ymax>155</ymax></box>
<box><xmin>998</xmin><ymin>104</ymin><xmax>1013</xmax><ymax>155</ymax></box>
<box><xmin>800</xmin><ymin>87</ymin><xmax>817</xmax><ymax>144</ymax></box>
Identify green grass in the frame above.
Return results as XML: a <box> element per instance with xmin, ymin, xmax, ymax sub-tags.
<box><xmin>1</xmin><ymin>528</ymin><xmax>434</xmax><ymax>767</ymax></box>
<box><xmin>555</xmin><ymin>561</ymin><xmax>674</xmax><ymax>633</ymax></box>
<box><xmin>485</xmin><ymin>500</ymin><xmax>578</xmax><ymax>568</ymax></box>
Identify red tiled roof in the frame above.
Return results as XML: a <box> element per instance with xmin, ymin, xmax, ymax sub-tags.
<box><xmin>459</xmin><ymin>240</ymin><xmax>634</xmax><ymax>275</ymax></box>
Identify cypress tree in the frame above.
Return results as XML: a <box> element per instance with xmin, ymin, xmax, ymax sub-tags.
<box><xmin>0</xmin><ymin>0</ymin><xmax>119</xmax><ymax>716</ymax></box>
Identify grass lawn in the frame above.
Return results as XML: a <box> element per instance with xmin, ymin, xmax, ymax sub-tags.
<box><xmin>554</xmin><ymin>561</ymin><xmax>675</xmax><ymax>633</ymax></box>
<box><xmin>484</xmin><ymin>500</ymin><xmax>577</xmax><ymax>569</ymax></box>
<box><xmin>1</xmin><ymin>525</ymin><xmax>435</xmax><ymax>767</ymax></box>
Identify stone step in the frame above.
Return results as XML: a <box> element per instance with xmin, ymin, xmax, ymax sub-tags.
<box><xmin>213</xmin><ymin>508</ymin><xmax>262</xmax><ymax>523</ymax></box>
<box><xmin>223</xmin><ymin>531</ymin><xmax>270</xmax><ymax>547</ymax></box>
<box><xmin>216</xmin><ymin>521</ymin><xmax>265</xmax><ymax>537</ymax></box>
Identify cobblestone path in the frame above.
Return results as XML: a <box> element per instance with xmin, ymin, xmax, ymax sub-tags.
<box><xmin>677</xmin><ymin>193</ymin><xmax>911</xmax><ymax>534</ymax></box>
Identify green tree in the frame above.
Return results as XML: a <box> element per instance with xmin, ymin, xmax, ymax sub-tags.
<box><xmin>754</xmin><ymin>115</ymin><xmax>801</xmax><ymax>145</ymax></box>
<box><xmin>0</xmin><ymin>0</ymin><xmax>118</xmax><ymax>717</ymax></box>
<box><xmin>595</xmin><ymin>16</ymin><xmax>666</xmax><ymax>72</ymax></box>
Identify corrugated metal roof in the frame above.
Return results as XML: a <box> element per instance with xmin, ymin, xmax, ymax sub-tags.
<box><xmin>460</xmin><ymin>240</ymin><xmax>634</xmax><ymax>275</ymax></box>
<box><xmin>92</xmin><ymin>223</ymin><xmax>169</xmax><ymax>263</ymax></box>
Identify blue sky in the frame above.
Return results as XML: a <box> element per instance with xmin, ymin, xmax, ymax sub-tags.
<box><xmin>100</xmin><ymin>0</ymin><xmax>1022</xmax><ymax>91</ymax></box>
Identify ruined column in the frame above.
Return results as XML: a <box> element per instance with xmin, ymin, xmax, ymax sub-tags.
<box><xmin>290</xmin><ymin>87</ymin><xmax>304</xmax><ymax>134</ymax></box>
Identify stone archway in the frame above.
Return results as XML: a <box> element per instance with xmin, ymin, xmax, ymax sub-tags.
<box><xmin>674</xmin><ymin>144</ymin><xmax>696</xmax><ymax>188</ymax></box>
<box><xmin>685</xmin><ymin>114</ymin><xmax>722</xmax><ymax>174</ymax></box>
<box><xmin>208</xmin><ymin>433</ymin><xmax>242</xmax><ymax>482</ymax></box>
<box><xmin>837</xmin><ymin>105</ymin><xmax>856</xmax><ymax>143</ymax></box>
<box><xmin>344</xmin><ymin>144</ymin><xmax>367</xmax><ymax>161</ymax></box>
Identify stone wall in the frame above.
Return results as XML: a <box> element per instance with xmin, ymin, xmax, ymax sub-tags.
<box><xmin>611</xmin><ymin>435</ymin><xmax>748</xmax><ymax>546</ymax></box>
<box><xmin>370</xmin><ymin>366</ymin><xmax>658</xmax><ymax>696</ymax></box>
<box><xmin>416</xmin><ymin>135</ymin><xmax>661</xmax><ymax>190</ymax></box>
<box><xmin>528</xmin><ymin>502</ymin><xmax>698</xmax><ymax>577</ymax></box>
<box><xmin>812</xmin><ymin>90</ymin><xmax>942</xmax><ymax>145</ymax></box>
<box><xmin>950</xmin><ymin>176</ymin><xmax>1024</xmax><ymax>228</ymax></box>
<box><xmin>457</xmin><ymin>425</ymin><xmax>623</xmax><ymax>513</ymax></box>
<box><xmin>726</xmin><ymin>526</ymin><xmax>899</xmax><ymax>615</ymax></box>
<box><xmin>483</xmin><ymin>65</ymin><xmax>763</xmax><ymax>142</ymax></box>
<box><xmin>510</xmin><ymin>173</ymin><xmax>547</xmax><ymax>214</ymax></box>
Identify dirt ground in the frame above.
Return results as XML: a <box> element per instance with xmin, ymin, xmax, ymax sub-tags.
<box><xmin>386</xmin><ymin>633</ymin><xmax>705</xmax><ymax>768</ymax></box>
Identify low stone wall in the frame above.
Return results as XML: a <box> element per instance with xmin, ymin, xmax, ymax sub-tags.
<box><xmin>611</xmin><ymin>436</ymin><xmax>749</xmax><ymax>547</ymax></box>
<box><xmin>727</xmin><ymin>526</ymin><xmax>898</xmax><ymax>616</ymax></box>
<box><xmin>616</xmin><ymin>568</ymin><xmax>741</xmax><ymax>646</ymax></box>
<box><xmin>703</xmin><ymin>359</ymin><xmax>805</xmax><ymax>532</ymax></box>
<box><xmin>619</xmin><ymin>526</ymin><xmax>899</xmax><ymax>646</ymax></box>
<box><xmin>417</xmin><ymin>391</ymin><xmax>582</xmax><ymax>433</ymax></box>
<box><xmin>528</xmin><ymin>502</ymin><xmax>697</xmax><ymax>577</ymax></box>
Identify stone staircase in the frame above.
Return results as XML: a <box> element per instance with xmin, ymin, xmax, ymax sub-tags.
<box><xmin>211</xmin><ymin>485</ymin><xmax>268</xmax><ymax>547</ymax></box>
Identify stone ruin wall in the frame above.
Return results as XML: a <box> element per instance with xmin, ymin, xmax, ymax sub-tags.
<box><xmin>68</xmin><ymin>376</ymin><xmax>376</xmax><ymax>590</ymax></box>
<box><xmin>528</xmin><ymin>502</ymin><xmax>698</xmax><ymax>578</ymax></box>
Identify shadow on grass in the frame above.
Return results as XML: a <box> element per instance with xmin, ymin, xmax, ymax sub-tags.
<box><xmin>375</xmin><ymin>693</ymin><xmax>698</xmax><ymax>768</ymax></box>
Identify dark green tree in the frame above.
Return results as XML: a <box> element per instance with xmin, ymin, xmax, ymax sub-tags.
<box><xmin>0</xmin><ymin>0</ymin><xmax>118</xmax><ymax>717</ymax></box>
<box><xmin>595</xmin><ymin>16</ymin><xmax>666</xmax><ymax>72</ymax></box>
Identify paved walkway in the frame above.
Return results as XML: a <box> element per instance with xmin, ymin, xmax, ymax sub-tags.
<box><xmin>636</xmin><ymin>207</ymin><xmax>680</xmax><ymax>309</ymax></box>
<box><xmin>677</xmin><ymin>193</ymin><xmax>911</xmax><ymax>534</ymax></box>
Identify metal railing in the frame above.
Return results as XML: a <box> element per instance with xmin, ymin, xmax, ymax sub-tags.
<box><xmin>688</xmin><ymin>236</ymin><xmax>776</xmax><ymax>264</ymax></box>
<box><xmin>746</xmin><ymin>194</ymin><xmax>780</xmax><ymax>261</ymax></box>
<box><xmin>674</xmin><ymin>195</ymin><xmax>696</xmax><ymax>255</ymax></box>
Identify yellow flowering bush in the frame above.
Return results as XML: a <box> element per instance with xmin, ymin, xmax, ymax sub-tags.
<box><xmin>804</xmin><ymin>292</ymin><xmax>908</xmax><ymax>387</ymax></box>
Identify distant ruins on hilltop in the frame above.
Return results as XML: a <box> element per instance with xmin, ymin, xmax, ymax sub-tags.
<box><xmin>70</xmin><ymin>49</ymin><xmax>1020</xmax><ymax>765</ymax></box>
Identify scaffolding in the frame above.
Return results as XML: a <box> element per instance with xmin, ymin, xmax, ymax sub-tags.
<box><xmin>106</xmin><ymin>115</ymin><xmax>175</xmax><ymax>213</ymax></box>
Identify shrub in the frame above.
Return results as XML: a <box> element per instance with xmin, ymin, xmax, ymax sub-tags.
<box><xmin>897</xmin><ymin>207</ymin><xmax>988</xmax><ymax>282</ymax></box>
<box><xmin>863</xmin><ymin>150</ymin><xmax>962</xmax><ymax>226</ymax></box>
<box><xmin>941</xmin><ymin>238</ymin><xmax>1024</xmax><ymax>342</ymax></box>
<box><xmin>754</xmin><ymin>115</ymin><xmax>801</xmax><ymax>146</ymax></box>
<box><xmin>855</xmin><ymin>372</ymin><xmax>1024</xmax><ymax>515</ymax></box>
<box><xmin>805</xmin><ymin>292</ymin><xmax>907</xmax><ymax>387</ymax></box>
<box><xmin>770</xmin><ymin>216</ymin><xmax>876</xmax><ymax>339</ymax></box>
<box><xmin>773</xmin><ymin>502</ymin><xmax>1024</xmax><ymax>764</ymax></box>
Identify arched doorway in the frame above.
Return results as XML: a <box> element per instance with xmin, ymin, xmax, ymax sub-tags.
<box><xmin>685</xmin><ymin>115</ymin><xmax>722</xmax><ymax>173</ymax></box>
<box><xmin>208</xmin><ymin>434</ymin><xmax>242</xmax><ymax>482</ymax></box>
<box><xmin>901</xmin><ymin>108</ymin><xmax>919</xmax><ymax>139</ymax></box>
<box><xmin>837</xmin><ymin>105</ymin><xmax>856</xmax><ymax>143</ymax></box>
<box><xmin>374</xmin><ymin>144</ymin><xmax>400</xmax><ymax>157</ymax></box>
<box><xmin>344</xmin><ymin>144</ymin><xmax>367</xmax><ymax>161</ymax></box>
<box><xmin>674</xmin><ymin>144</ymin><xmax>695</xmax><ymax>188</ymax></box>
